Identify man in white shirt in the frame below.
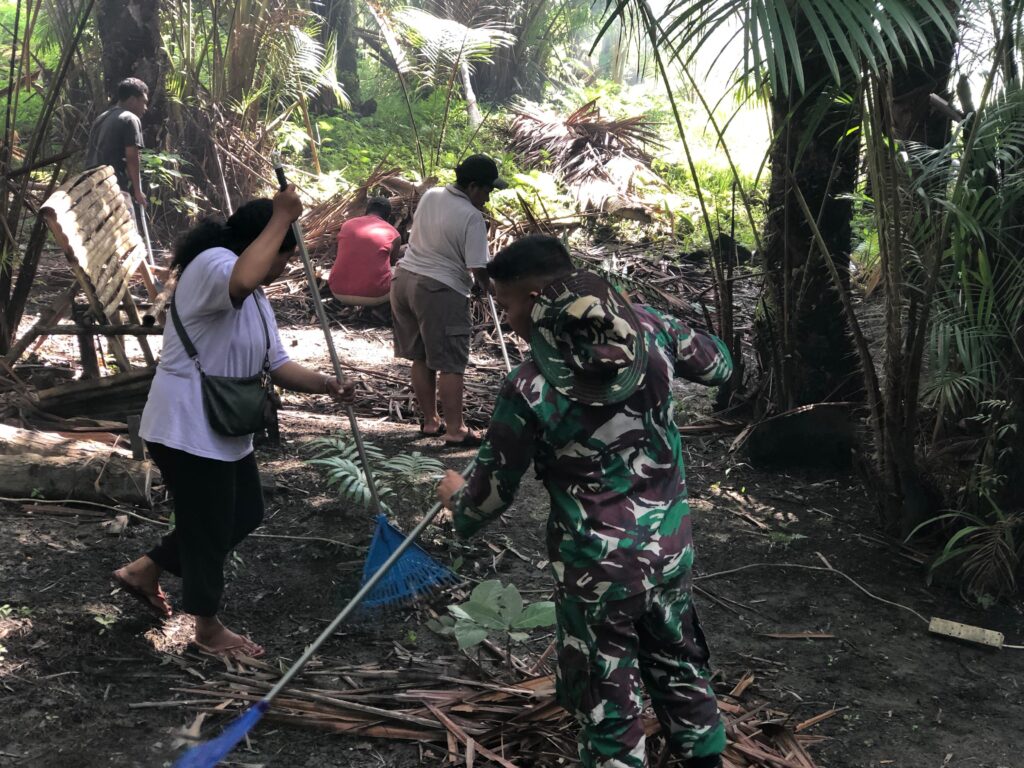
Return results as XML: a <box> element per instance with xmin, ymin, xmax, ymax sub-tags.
<box><xmin>391</xmin><ymin>155</ymin><xmax>506</xmax><ymax>447</ymax></box>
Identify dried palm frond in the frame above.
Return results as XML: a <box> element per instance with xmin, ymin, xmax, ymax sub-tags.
<box><xmin>506</xmin><ymin>100</ymin><xmax>663</xmax><ymax>220</ymax></box>
<box><xmin>301</xmin><ymin>165</ymin><xmax>437</xmax><ymax>258</ymax></box>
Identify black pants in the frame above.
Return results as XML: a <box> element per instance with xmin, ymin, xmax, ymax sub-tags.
<box><xmin>145</xmin><ymin>441</ymin><xmax>264</xmax><ymax>617</ymax></box>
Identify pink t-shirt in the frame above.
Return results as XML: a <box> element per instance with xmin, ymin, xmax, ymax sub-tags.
<box><xmin>328</xmin><ymin>214</ymin><xmax>400</xmax><ymax>298</ymax></box>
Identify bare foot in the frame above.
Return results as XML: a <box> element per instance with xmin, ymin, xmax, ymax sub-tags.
<box><xmin>112</xmin><ymin>558</ymin><xmax>171</xmax><ymax>618</ymax></box>
<box><xmin>194</xmin><ymin>617</ymin><xmax>264</xmax><ymax>658</ymax></box>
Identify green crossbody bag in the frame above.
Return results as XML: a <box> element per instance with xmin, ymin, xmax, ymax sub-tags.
<box><xmin>170</xmin><ymin>293</ymin><xmax>274</xmax><ymax>437</ymax></box>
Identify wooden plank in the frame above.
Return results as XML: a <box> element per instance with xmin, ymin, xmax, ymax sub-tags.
<box><xmin>118</xmin><ymin>291</ymin><xmax>155</xmax><ymax>365</ymax></box>
<box><xmin>66</xmin><ymin>261</ymin><xmax>132</xmax><ymax>371</ymax></box>
<box><xmin>2</xmin><ymin>283</ymin><xmax>78</xmax><ymax>365</ymax></box>
<box><xmin>928</xmin><ymin>617</ymin><xmax>1005</xmax><ymax>648</ymax></box>
<box><xmin>48</xmin><ymin>194</ymin><xmax>123</xmax><ymax>258</ymax></box>
<box><xmin>39</xmin><ymin>324</ymin><xmax>163</xmax><ymax>335</ymax></box>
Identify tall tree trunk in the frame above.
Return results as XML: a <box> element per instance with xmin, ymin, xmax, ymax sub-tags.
<box><xmin>889</xmin><ymin>6</ymin><xmax>956</xmax><ymax>147</ymax></box>
<box><xmin>475</xmin><ymin>0</ymin><xmax>552</xmax><ymax>102</ymax></box>
<box><xmin>315</xmin><ymin>0</ymin><xmax>359</xmax><ymax>112</ymax></box>
<box><xmin>755</xmin><ymin>71</ymin><xmax>862</xmax><ymax>411</ymax></box>
<box><xmin>881</xmin><ymin>10</ymin><xmax>957</xmax><ymax>530</ymax></box>
<box><xmin>94</xmin><ymin>0</ymin><xmax>166</xmax><ymax>145</ymax></box>
<box><xmin>461</xmin><ymin>59</ymin><xmax>483</xmax><ymax>128</ymax></box>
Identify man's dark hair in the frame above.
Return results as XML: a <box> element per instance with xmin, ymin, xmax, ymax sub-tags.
<box><xmin>172</xmin><ymin>198</ymin><xmax>297</xmax><ymax>274</ymax></box>
<box><xmin>365</xmin><ymin>196</ymin><xmax>392</xmax><ymax>222</ymax></box>
<box><xmin>487</xmin><ymin>235</ymin><xmax>574</xmax><ymax>283</ymax></box>
<box><xmin>117</xmin><ymin>77</ymin><xmax>148</xmax><ymax>101</ymax></box>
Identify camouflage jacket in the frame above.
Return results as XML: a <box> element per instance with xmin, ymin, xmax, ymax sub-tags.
<box><xmin>451</xmin><ymin>305</ymin><xmax>733</xmax><ymax>604</ymax></box>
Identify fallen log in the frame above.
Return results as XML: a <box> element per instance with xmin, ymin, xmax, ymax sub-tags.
<box><xmin>33</xmin><ymin>368</ymin><xmax>154</xmax><ymax>420</ymax></box>
<box><xmin>0</xmin><ymin>423</ymin><xmax>133</xmax><ymax>459</ymax></box>
<box><xmin>0</xmin><ymin>452</ymin><xmax>157</xmax><ymax>506</ymax></box>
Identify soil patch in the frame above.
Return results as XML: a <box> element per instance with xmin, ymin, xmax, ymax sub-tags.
<box><xmin>2</xmin><ymin>314</ymin><xmax>1022</xmax><ymax>767</ymax></box>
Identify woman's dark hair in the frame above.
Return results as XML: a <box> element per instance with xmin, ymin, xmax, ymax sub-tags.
<box><xmin>172</xmin><ymin>198</ymin><xmax>297</xmax><ymax>274</ymax></box>
<box><xmin>487</xmin><ymin>234</ymin><xmax>574</xmax><ymax>283</ymax></box>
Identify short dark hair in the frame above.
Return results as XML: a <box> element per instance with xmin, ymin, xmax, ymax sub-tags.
<box><xmin>365</xmin><ymin>196</ymin><xmax>392</xmax><ymax>221</ymax></box>
<box><xmin>117</xmin><ymin>77</ymin><xmax>148</xmax><ymax>101</ymax></box>
<box><xmin>487</xmin><ymin>235</ymin><xmax>574</xmax><ymax>283</ymax></box>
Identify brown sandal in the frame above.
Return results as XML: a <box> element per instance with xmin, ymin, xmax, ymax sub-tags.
<box><xmin>111</xmin><ymin>571</ymin><xmax>172</xmax><ymax>618</ymax></box>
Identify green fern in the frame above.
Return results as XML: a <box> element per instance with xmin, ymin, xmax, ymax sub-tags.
<box><xmin>381</xmin><ymin>452</ymin><xmax>446</xmax><ymax>485</ymax></box>
<box><xmin>308</xmin><ymin>456</ymin><xmax>395</xmax><ymax>511</ymax></box>
<box><xmin>307</xmin><ymin>435</ymin><xmax>386</xmax><ymax>463</ymax></box>
<box><xmin>306</xmin><ymin>433</ymin><xmax>443</xmax><ymax>512</ymax></box>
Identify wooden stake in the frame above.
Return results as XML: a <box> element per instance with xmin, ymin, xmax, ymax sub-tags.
<box><xmin>928</xmin><ymin>617</ymin><xmax>1005</xmax><ymax>648</ymax></box>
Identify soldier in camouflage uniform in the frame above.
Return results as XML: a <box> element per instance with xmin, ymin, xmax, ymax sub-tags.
<box><xmin>436</xmin><ymin>235</ymin><xmax>733</xmax><ymax>768</ymax></box>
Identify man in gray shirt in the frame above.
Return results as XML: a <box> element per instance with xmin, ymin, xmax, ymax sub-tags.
<box><xmin>391</xmin><ymin>155</ymin><xmax>506</xmax><ymax>447</ymax></box>
<box><xmin>85</xmin><ymin>77</ymin><xmax>149</xmax><ymax>212</ymax></box>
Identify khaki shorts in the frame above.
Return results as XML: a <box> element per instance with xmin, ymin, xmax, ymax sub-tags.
<box><xmin>390</xmin><ymin>270</ymin><xmax>471</xmax><ymax>374</ymax></box>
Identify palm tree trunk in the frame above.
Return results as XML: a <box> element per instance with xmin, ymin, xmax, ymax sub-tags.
<box><xmin>95</xmin><ymin>0</ymin><xmax>166</xmax><ymax>143</ymax></box>
<box><xmin>315</xmin><ymin>0</ymin><xmax>359</xmax><ymax>112</ymax></box>
<box><xmin>461</xmin><ymin>59</ymin><xmax>483</xmax><ymax>128</ymax></box>
<box><xmin>755</xmin><ymin>75</ymin><xmax>862</xmax><ymax>410</ymax></box>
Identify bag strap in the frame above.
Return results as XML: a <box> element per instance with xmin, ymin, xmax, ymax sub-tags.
<box><xmin>252</xmin><ymin>291</ymin><xmax>271</xmax><ymax>371</ymax></box>
<box><xmin>169</xmin><ymin>296</ymin><xmax>201</xmax><ymax>369</ymax></box>
<box><xmin>170</xmin><ymin>291</ymin><xmax>272</xmax><ymax>373</ymax></box>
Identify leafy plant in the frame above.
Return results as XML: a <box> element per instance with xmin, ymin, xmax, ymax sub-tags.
<box><xmin>427</xmin><ymin>579</ymin><xmax>555</xmax><ymax>663</ymax></box>
<box><xmin>907</xmin><ymin>496</ymin><xmax>1024</xmax><ymax>602</ymax></box>
<box><xmin>306</xmin><ymin>432</ymin><xmax>444</xmax><ymax>512</ymax></box>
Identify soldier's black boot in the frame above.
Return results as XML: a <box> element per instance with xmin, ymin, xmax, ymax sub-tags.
<box><xmin>683</xmin><ymin>755</ymin><xmax>722</xmax><ymax>768</ymax></box>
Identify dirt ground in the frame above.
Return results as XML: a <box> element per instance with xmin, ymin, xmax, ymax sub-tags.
<box><xmin>2</xmin><ymin>292</ymin><xmax>1023</xmax><ymax>768</ymax></box>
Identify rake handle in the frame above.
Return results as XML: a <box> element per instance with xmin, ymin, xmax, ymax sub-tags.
<box><xmin>485</xmin><ymin>293</ymin><xmax>512</xmax><ymax>373</ymax></box>
<box><xmin>273</xmin><ymin>162</ymin><xmax>385</xmax><ymax>517</ymax></box>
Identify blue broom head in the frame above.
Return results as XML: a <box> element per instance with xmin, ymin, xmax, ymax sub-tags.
<box><xmin>173</xmin><ymin>700</ymin><xmax>268</xmax><ymax>768</ymax></box>
<box><xmin>359</xmin><ymin>514</ymin><xmax>457</xmax><ymax>610</ymax></box>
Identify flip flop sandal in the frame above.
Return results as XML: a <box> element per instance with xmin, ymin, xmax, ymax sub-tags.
<box><xmin>439</xmin><ymin>432</ymin><xmax>483</xmax><ymax>449</ymax></box>
<box><xmin>419</xmin><ymin>419</ymin><xmax>446</xmax><ymax>437</ymax></box>
<box><xmin>190</xmin><ymin>637</ymin><xmax>265</xmax><ymax>660</ymax></box>
<box><xmin>111</xmin><ymin>572</ymin><xmax>172</xmax><ymax>618</ymax></box>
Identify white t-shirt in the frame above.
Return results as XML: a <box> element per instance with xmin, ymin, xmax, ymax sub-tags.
<box><xmin>140</xmin><ymin>247</ymin><xmax>290</xmax><ymax>461</ymax></box>
<box><xmin>397</xmin><ymin>185</ymin><xmax>489</xmax><ymax>296</ymax></box>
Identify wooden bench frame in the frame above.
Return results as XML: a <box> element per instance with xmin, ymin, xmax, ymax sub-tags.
<box><xmin>5</xmin><ymin>165</ymin><xmax>161</xmax><ymax>372</ymax></box>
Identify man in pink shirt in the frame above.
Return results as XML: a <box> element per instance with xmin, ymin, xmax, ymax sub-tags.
<box><xmin>329</xmin><ymin>197</ymin><xmax>401</xmax><ymax>313</ymax></box>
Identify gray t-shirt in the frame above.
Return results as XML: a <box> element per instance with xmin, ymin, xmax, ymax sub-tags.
<box><xmin>140</xmin><ymin>248</ymin><xmax>290</xmax><ymax>461</ymax></box>
<box><xmin>85</xmin><ymin>107</ymin><xmax>144</xmax><ymax>192</ymax></box>
<box><xmin>397</xmin><ymin>185</ymin><xmax>489</xmax><ymax>296</ymax></box>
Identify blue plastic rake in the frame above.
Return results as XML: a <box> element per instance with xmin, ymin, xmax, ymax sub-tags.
<box><xmin>172</xmin><ymin>488</ymin><xmax>464</xmax><ymax>767</ymax></box>
<box><xmin>359</xmin><ymin>514</ymin><xmax>459</xmax><ymax>609</ymax></box>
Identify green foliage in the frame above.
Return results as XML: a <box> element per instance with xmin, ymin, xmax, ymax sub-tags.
<box><xmin>140</xmin><ymin>150</ymin><xmax>199</xmax><ymax>217</ymax></box>
<box><xmin>427</xmin><ymin>579</ymin><xmax>555</xmax><ymax>651</ymax></box>
<box><xmin>907</xmin><ymin>496</ymin><xmax>1024</xmax><ymax>603</ymax></box>
<box><xmin>393</xmin><ymin>7</ymin><xmax>515</xmax><ymax>86</ymax></box>
<box><xmin>306</xmin><ymin>432</ymin><xmax>444</xmax><ymax>512</ymax></box>
<box><xmin>311</xmin><ymin>85</ymin><xmax>520</xmax><ymax>182</ymax></box>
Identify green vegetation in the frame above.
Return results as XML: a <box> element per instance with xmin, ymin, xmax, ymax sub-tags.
<box><xmin>307</xmin><ymin>432</ymin><xmax>444</xmax><ymax>511</ymax></box>
<box><xmin>427</xmin><ymin>579</ymin><xmax>555</xmax><ymax>662</ymax></box>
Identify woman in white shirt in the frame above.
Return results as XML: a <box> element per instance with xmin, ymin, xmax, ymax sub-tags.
<box><xmin>112</xmin><ymin>186</ymin><xmax>354</xmax><ymax>658</ymax></box>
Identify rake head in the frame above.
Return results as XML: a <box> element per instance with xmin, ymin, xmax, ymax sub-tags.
<box><xmin>357</xmin><ymin>514</ymin><xmax>458</xmax><ymax>610</ymax></box>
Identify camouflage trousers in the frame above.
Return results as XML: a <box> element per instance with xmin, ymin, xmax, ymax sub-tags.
<box><xmin>555</xmin><ymin>573</ymin><xmax>726</xmax><ymax>768</ymax></box>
